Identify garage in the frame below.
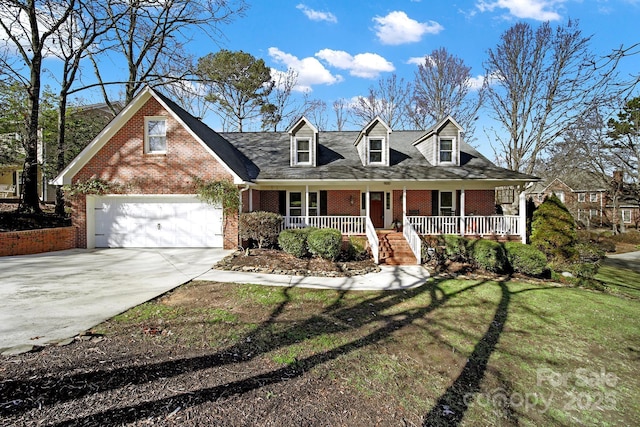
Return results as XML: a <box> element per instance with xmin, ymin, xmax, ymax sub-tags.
<box><xmin>93</xmin><ymin>196</ymin><xmax>223</xmax><ymax>248</ymax></box>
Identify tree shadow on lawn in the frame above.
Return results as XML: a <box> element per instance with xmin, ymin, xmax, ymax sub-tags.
<box><xmin>1</xmin><ymin>278</ymin><xmax>556</xmax><ymax>426</ymax></box>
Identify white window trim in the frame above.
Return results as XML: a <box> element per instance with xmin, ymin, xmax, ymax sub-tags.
<box><xmin>440</xmin><ymin>191</ymin><xmax>456</xmax><ymax>215</ymax></box>
<box><xmin>288</xmin><ymin>191</ymin><xmax>303</xmax><ymax>217</ymax></box>
<box><xmin>307</xmin><ymin>191</ymin><xmax>319</xmax><ymax>216</ymax></box>
<box><xmin>590</xmin><ymin>193</ymin><xmax>598</xmax><ymax>202</ymax></box>
<box><xmin>578</xmin><ymin>193</ymin><xmax>586</xmax><ymax>203</ymax></box>
<box><xmin>144</xmin><ymin>116</ymin><xmax>167</xmax><ymax>154</ymax></box>
<box><xmin>622</xmin><ymin>209</ymin><xmax>632</xmax><ymax>223</ymax></box>
<box><xmin>367</xmin><ymin>136</ymin><xmax>386</xmax><ymax>165</ymax></box>
<box><xmin>293</xmin><ymin>137</ymin><xmax>312</xmax><ymax>165</ymax></box>
<box><xmin>438</xmin><ymin>137</ymin><xmax>456</xmax><ymax>165</ymax></box>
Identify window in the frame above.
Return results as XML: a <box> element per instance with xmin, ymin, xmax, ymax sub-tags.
<box><xmin>590</xmin><ymin>209</ymin><xmax>599</xmax><ymax>218</ymax></box>
<box><xmin>590</xmin><ymin>193</ymin><xmax>598</xmax><ymax>202</ymax></box>
<box><xmin>537</xmin><ymin>193</ymin><xmax>544</xmax><ymax>202</ymax></box>
<box><xmin>386</xmin><ymin>192</ymin><xmax>391</xmax><ymax>210</ymax></box>
<box><xmin>295</xmin><ymin>138</ymin><xmax>311</xmax><ymax>164</ymax></box>
<box><xmin>145</xmin><ymin>118</ymin><xmax>167</xmax><ymax>153</ymax></box>
<box><xmin>439</xmin><ymin>139</ymin><xmax>453</xmax><ymax>163</ymax></box>
<box><xmin>289</xmin><ymin>192</ymin><xmax>302</xmax><ymax>216</ymax></box>
<box><xmin>578</xmin><ymin>193</ymin><xmax>586</xmax><ymax>203</ymax></box>
<box><xmin>368</xmin><ymin>138</ymin><xmax>383</xmax><ymax>164</ymax></box>
<box><xmin>553</xmin><ymin>191</ymin><xmax>565</xmax><ymax>203</ymax></box>
<box><xmin>440</xmin><ymin>191</ymin><xmax>454</xmax><ymax>216</ymax></box>
<box><xmin>622</xmin><ymin>210</ymin><xmax>631</xmax><ymax>223</ymax></box>
<box><xmin>577</xmin><ymin>209</ymin><xmax>584</xmax><ymax>221</ymax></box>
<box><xmin>308</xmin><ymin>192</ymin><xmax>319</xmax><ymax>216</ymax></box>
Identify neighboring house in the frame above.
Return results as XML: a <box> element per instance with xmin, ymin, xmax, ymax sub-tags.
<box><xmin>526</xmin><ymin>178</ymin><xmax>607</xmax><ymax>227</ymax></box>
<box><xmin>54</xmin><ymin>87</ymin><xmax>537</xmax><ymax>263</ymax></box>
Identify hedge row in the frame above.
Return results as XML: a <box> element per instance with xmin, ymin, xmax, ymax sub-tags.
<box><xmin>279</xmin><ymin>227</ymin><xmax>343</xmax><ymax>260</ymax></box>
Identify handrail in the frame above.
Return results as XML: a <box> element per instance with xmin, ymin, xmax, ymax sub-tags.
<box><xmin>403</xmin><ymin>217</ymin><xmax>421</xmax><ymax>264</ymax></box>
<box><xmin>283</xmin><ymin>215</ymin><xmax>366</xmax><ymax>235</ymax></box>
<box><xmin>365</xmin><ymin>216</ymin><xmax>379</xmax><ymax>264</ymax></box>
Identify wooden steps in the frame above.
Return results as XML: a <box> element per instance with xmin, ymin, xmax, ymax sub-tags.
<box><xmin>377</xmin><ymin>232</ymin><xmax>417</xmax><ymax>265</ymax></box>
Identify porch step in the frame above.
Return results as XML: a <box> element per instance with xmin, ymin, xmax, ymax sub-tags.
<box><xmin>377</xmin><ymin>232</ymin><xmax>417</xmax><ymax>265</ymax></box>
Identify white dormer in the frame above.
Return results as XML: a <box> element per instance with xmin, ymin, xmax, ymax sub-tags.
<box><xmin>412</xmin><ymin>116</ymin><xmax>463</xmax><ymax>166</ymax></box>
<box><xmin>288</xmin><ymin>116</ymin><xmax>318</xmax><ymax>167</ymax></box>
<box><xmin>353</xmin><ymin>117</ymin><xmax>392</xmax><ymax>166</ymax></box>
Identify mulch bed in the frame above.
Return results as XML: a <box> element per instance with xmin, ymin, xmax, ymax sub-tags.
<box><xmin>215</xmin><ymin>249</ymin><xmax>380</xmax><ymax>277</ymax></box>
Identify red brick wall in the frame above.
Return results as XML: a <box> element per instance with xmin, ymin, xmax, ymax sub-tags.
<box><xmin>326</xmin><ymin>190</ymin><xmax>360</xmax><ymax>216</ymax></box>
<box><xmin>393</xmin><ymin>190</ymin><xmax>432</xmax><ymax>217</ymax></box>
<box><xmin>259</xmin><ymin>190</ymin><xmax>281</xmax><ymax>213</ymax></box>
<box><xmin>0</xmin><ymin>227</ymin><xmax>76</xmax><ymax>257</ymax></box>
<box><xmin>466</xmin><ymin>190</ymin><xmax>496</xmax><ymax>215</ymax></box>
<box><xmin>72</xmin><ymin>96</ymin><xmax>238</xmax><ymax>249</ymax></box>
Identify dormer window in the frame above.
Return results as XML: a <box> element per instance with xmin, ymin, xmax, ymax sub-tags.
<box><xmin>439</xmin><ymin>139</ymin><xmax>453</xmax><ymax>163</ymax></box>
<box><xmin>295</xmin><ymin>138</ymin><xmax>311</xmax><ymax>164</ymax></box>
<box><xmin>368</xmin><ymin>138</ymin><xmax>384</xmax><ymax>164</ymax></box>
<box><xmin>288</xmin><ymin>117</ymin><xmax>318</xmax><ymax>167</ymax></box>
<box><xmin>145</xmin><ymin>117</ymin><xmax>167</xmax><ymax>153</ymax></box>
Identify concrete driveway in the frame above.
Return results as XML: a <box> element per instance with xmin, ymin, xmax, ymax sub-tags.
<box><xmin>0</xmin><ymin>248</ymin><xmax>230</xmax><ymax>355</ymax></box>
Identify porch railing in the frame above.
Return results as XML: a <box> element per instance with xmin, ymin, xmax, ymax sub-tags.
<box><xmin>283</xmin><ymin>215</ymin><xmax>366</xmax><ymax>235</ymax></box>
<box><xmin>403</xmin><ymin>217</ymin><xmax>421</xmax><ymax>264</ymax></box>
<box><xmin>406</xmin><ymin>215</ymin><xmax>520</xmax><ymax>237</ymax></box>
<box><xmin>365</xmin><ymin>217</ymin><xmax>379</xmax><ymax>264</ymax></box>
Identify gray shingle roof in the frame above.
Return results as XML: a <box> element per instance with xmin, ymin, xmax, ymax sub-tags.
<box><xmin>154</xmin><ymin>89</ymin><xmax>536</xmax><ymax>184</ymax></box>
<box><xmin>221</xmin><ymin>130</ymin><xmax>537</xmax><ymax>183</ymax></box>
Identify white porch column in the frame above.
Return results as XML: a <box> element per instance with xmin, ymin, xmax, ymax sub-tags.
<box><xmin>402</xmin><ymin>187</ymin><xmax>407</xmax><ymax>220</ymax></box>
<box><xmin>460</xmin><ymin>189</ymin><xmax>465</xmax><ymax>237</ymax></box>
<box><xmin>366</xmin><ymin>186</ymin><xmax>370</xmax><ymax>220</ymax></box>
<box><xmin>519</xmin><ymin>190</ymin><xmax>527</xmax><ymax>243</ymax></box>
<box><xmin>305</xmin><ymin>185</ymin><xmax>309</xmax><ymax>227</ymax></box>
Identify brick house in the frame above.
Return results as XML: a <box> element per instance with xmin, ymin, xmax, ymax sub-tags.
<box><xmin>55</xmin><ymin>87</ymin><xmax>537</xmax><ymax>263</ymax></box>
<box><xmin>526</xmin><ymin>178</ymin><xmax>607</xmax><ymax>227</ymax></box>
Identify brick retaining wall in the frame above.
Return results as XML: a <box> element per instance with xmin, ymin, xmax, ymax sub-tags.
<box><xmin>0</xmin><ymin>227</ymin><xmax>77</xmax><ymax>257</ymax></box>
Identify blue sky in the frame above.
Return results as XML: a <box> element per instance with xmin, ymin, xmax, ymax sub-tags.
<box><xmin>188</xmin><ymin>0</ymin><xmax>638</xmax><ymax>157</ymax></box>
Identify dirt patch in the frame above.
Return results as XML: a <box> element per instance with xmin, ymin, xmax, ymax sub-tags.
<box><xmin>0</xmin><ymin>203</ymin><xmax>70</xmax><ymax>232</ymax></box>
<box><xmin>216</xmin><ymin>248</ymin><xmax>380</xmax><ymax>277</ymax></box>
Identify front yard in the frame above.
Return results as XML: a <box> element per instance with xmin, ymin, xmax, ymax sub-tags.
<box><xmin>1</xmin><ymin>268</ymin><xmax>638</xmax><ymax>426</ymax></box>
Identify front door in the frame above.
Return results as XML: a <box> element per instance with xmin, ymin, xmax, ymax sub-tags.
<box><xmin>370</xmin><ymin>192</ymin><xmax>384</xmax><ymax>228</ymax></box>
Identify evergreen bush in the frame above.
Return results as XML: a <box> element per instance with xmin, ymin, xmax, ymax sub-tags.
<box><xmin>530</xmin><ymin>194</ymin><xmax>577</xmax><ymax>261</ymax></box>
<box><xmin>239</xmin><ymin>211</ymin><xmax>282</xmax><ymax>249</ymax></box>
<box><xmin>468</xmin><ymin>239</ymin><xmax>508</xmax><ymax>273</ymax></box>
<box><xmin>442</xmin><ymin>234</ymin><xmax>469</xmax><ymax>261</ymax></box>
<box><xmin>307</xmin><ymin>228</ymin><xmax>342</xmax><ymax>260</ymax></box>
<box><xmin>278</xmin><ymin>228</ymin><xmax>314</xmax><ymax>258</ymax></box>
<box><xmin>503</xmin><ymin>242</ymin><xmax>548</xmax><ymax>276</ymax></box>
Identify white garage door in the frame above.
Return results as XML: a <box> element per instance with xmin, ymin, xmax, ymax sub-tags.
<box><xmin>94</xmin><ymin>196</ymin><xmax>223</xmax><ymax>248</ymax></box>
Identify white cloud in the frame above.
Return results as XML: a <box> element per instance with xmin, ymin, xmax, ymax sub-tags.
<box><xmin>268</xmin><ymin>47</ymin><xmax>343</xmax><ymax>92</ymax></box>
<box><xmin>406</xmin><ymin>56</ymin><xmax>426</xmax><ymax>66</ymax></box>
<box><xmin>373</xmin><ymin>11</ymin><xmax>443</xmax><ymax>45</ymax></box>
<box><xmin>468</xmin><ymin>75</ymin><xmax>486</xmax><ymax>90</ymax></box>
<box><xmin>316</xmin><ymin>49</ymin><xmax>395</xmax><ymax>79</ymax></box>
<box><xmin>296</xmin><ymin>4</ymin><xmax>337</xmax><ymax>23</ymax></box>
<box><xmin>476</xmin><ymin>0</ymin><xmax>564</xmax><ymax>21</ymax></box>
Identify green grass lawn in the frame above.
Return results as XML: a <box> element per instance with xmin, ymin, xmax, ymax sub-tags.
<box><xmin>108</xmin><ymin>267</ymin><xmax>640</xmax><ymax>426</ymax></box>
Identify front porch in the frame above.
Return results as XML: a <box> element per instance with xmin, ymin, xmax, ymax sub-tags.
<box><xmin>247</xmin><ymin>186</ymin><xmax>528</xmax><ymax>265</ymax></box>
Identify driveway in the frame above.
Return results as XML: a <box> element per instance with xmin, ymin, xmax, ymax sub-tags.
<box><xmin>603</xmin><ymin>250</ymin><xmax>640</xmax><ymax>272</ymax></box>
<box><xmin>0</xmin><ymin>248</ymin><xmax>231</xmax><ymax>355</ymax></box>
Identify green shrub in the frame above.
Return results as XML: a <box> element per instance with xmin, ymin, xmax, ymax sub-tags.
<box><xmin>570</xmin><ymin>262</ymin><xmax>600</xmax><ymax>279</ymax></box>
<box><xmin>345</xmin><ymin>236</ymin><xmax>369</xmax><ymax>261</ymax></box>
<box><xmin>468</xmin><ymin>239</ymin><xmax>508</xmax><ymax>273</ymax></box>
<box><xmin>530</xmin><ymin>194</ymin><xmax>577</xmax><ymax>261</ymax></box>
<box><xmin>574</xmin><ymin>242</ymin><xmax>605</xmax><ymax>262</ymax></box>
<box><xmin>503</xmin><ymin>242</ymin><xmax>548</xmax><ymax>276</ymax></box>
<box><xmin>307</xmin><ymin>228</ymin><xmax>343</xmax><ymax>260</ymax></box>
<box><xmin>442</xmin><ymin>234</ymin><xmax>469</xmax><ymax>261</ymax></box>
<box><xmin>597</xmin><ymin>238</ymin><xmax>617</xmax><ymax>253</ymax></box>
<box><xmin>239</xmin><ymin>211</ymin><xmax>283</xmax><ymax>248</ymax></box>
<box><xmin>278</xmin><ymin>228</ymin><xmax>315</xmax><ymax>258</ymax></box>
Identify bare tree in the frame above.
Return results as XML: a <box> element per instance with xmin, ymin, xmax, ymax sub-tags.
<box><xmin>96</xmin><ymin>0</ymin><xmax>247</xmax><ymax>106</ymax></box>
<box><xmin>50</xmin><ymin>0</ymin><xmax>115</xmax><ymax>215</ymax></box>
<box><xmin>483</xmin><ymin>20</ymin><xmax>614</xmax><ymax>174</ymax></box>
<box><xmin>351</xmin><ymin>74</ymin><xmax>411</xmax><ymax>129</ymax></box>
<box><xmin>303</xmin><ymin>97</ymin><xmax>328</xmax><ymax>131</ymax></box>
<box><xmin>332</xmin><ymin>98</ymin><xmax>348</xmax><ymax>131</ymax></box>
<box><xmin>0</xmin><ymin>0</ymin><xmax>76</xmax><ymax>213</ymax></box>
<box><xmin>262</xmin><ymin>68</ymin><xmax>303</xmax><ymax>131</ymax></box>
<box><xmin>411</xmin><ymin>47</ymin><xmax>483</xmax><ymax>133</ymax></box>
